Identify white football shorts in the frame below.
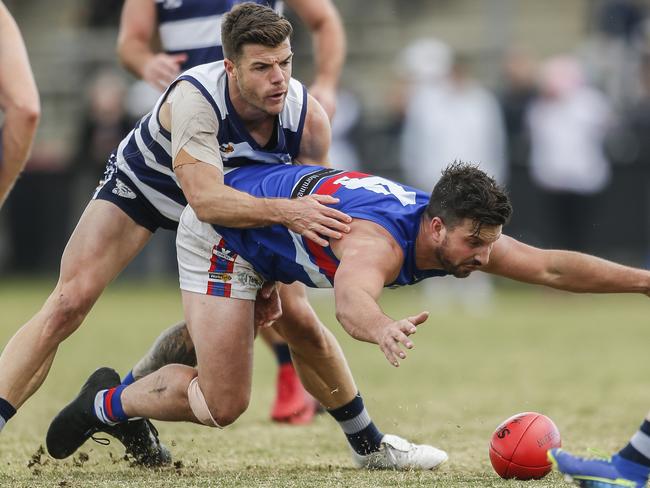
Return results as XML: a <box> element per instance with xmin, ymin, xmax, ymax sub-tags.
<box><xmin>176</xmin><ymin>205</ymin><xmax>264</xmax><ymax>300</ymax></box>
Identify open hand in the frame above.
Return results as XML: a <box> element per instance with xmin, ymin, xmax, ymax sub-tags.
<box><xmin>377</xmin><ymin>311</ymin><xmax>429</xmax><ymax>367</ymax></box>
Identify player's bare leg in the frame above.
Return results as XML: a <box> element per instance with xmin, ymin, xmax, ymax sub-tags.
<box><xmin>106</xmin><ymin>279</ymin><xmax>448</xmax><ymax>470</ymax></box>
<box><xmin>126</xmin><ymin>298</ymin><xmax>317</xmax><ymax>425</ymax></box>
<box><xmin>46</xmin><ymin>290</ymin><xmax>256</xmax><ymax>462</ymax></box>
<box><xmin>273</xmin><ymin>282</ymin><xmax>448</xmax><ymax>470</ymax></box>
<box><xmin>0</xmin><ymin>200</ymin><xmax>152</xmax><ymax>409</ymax></box>
<box><xmin>123</xmin><ymin>290</ymin><xmax>256</xmax><ymax>425</ymax></box>
<box><xmin>129</xmin><ymin>321</ymin><xmax>196</xmax><ymax>382</ymax></box>
<box><xmin>274</xmin><ymin>283</ymin><xmax>357</xmax><ymax>409</ymax></box>
<box><xmin>260</xmin><ymin>315</ymin><xmax>319</xmax><ymax>423</ymax></box>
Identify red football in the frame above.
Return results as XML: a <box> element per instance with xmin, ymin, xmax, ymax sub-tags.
<box><xmin>489</xmin><ymin>412</ymin><xmax>561</xmax><ymax>479</ymax></box>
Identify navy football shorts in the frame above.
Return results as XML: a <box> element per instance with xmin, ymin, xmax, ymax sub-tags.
<box><xmin>93</xmin><ymin>154</ymin><xmax>178</xmax><ymax>232</ymax></box>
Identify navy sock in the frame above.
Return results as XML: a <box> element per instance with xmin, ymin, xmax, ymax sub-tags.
<box><xmin>121</xmin><ymin>370</ymin><xmax>136</xmax><ymax>386</ymax></box>
<box><xmin>618</xmin><ymin>420</ymin><xmax>650</xmax><ymax>469</ymax></box>
<box><xmin>0</xmin><ymin>397</ymin><xmax>16</xmax><ymax>431</ymax></box>
<box><xmin>273</xmin><ymin>343</ymin><xmax>293</xmax><ymax>365</ymax></box>
<box><xmin>328</xmin><ymin>393</ymin><xmax>384</xmax><ymax>455</ymax></box>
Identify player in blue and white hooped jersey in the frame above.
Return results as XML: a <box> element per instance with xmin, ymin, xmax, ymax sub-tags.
<box><xmin>117</xmin><ymin>0</ymin><xmax>346</xmax><ymax>425</ymax></box>
<box><xmin>95</xmin><ymin>58</ymin><xmax>309</xmax><ymax>231</ymax></box>
<box><xmin>118</xmin><ymin>0</ymin><xmax>344</xmax><ymax>117</ymax></box>
<box><xmin>156</xmin><ymin>0</ymin><xmax>284</xmax><ymax>73</ymax></box>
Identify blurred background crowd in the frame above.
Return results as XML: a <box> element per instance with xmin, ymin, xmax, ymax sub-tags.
<box><xmin>1</xmin><ymin>0</ymin><xmax>649</xmax><ymax>282</ymax></box>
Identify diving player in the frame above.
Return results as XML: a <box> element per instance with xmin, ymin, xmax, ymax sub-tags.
<box><xmin>48</xmin><ymin>161</ymin><xmax>650</xmax><ymax>468</ymax></box>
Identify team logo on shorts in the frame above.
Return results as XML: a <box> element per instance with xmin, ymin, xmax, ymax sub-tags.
<box><xmin>235</xmin><ymin>272</ymin><xmax>264</xmax><ymax>289</ymax></box>
<box><xmin>112</xmin><ymin>178</ymin><xmax>137</xmax><ymax>200</ymax></box>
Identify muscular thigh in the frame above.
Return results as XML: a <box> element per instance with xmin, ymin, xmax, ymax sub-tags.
<box><xmin>275</xmin><ymin>282</ymin><xmax>323</xmax><ymax>337</ymax></box>
<box><xmin>182</xmin><ymin>291</ymin><xmax>255</xmax><ymax>400</ymax></box>
<box><xmin>58</xmin><ymin>199</ymin><xmax>152</xmax><ymax>294</ymax></box>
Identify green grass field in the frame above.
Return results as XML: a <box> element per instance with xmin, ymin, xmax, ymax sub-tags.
<box><xmin>0</xmin><ymin>278</ymin><xmax>648</xmax><ymax>487</ymax></box>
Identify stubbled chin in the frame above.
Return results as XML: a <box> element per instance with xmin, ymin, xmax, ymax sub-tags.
<box><xmin>453</xmin><ymin>269</ymin><xmax>473</xmax><ymax>278</ymax></box>
<box><xmin>265</xmin><ymin>104</ymin><xmax>283</xmax><ymax>115</ymax></box>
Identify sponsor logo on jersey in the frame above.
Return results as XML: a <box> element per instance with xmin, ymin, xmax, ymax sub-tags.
<box><xmin>112</xmin><ymin>178</ymin><xmax>137</xmax><ymax>200</ymax></box>
<box><xmin>290</xmin><ymin>168</ymin><xmax>344</xmax><ymax>198</ymax></box>
<box><xmin>219</xmin><ymin>143</ymin><xmax>235</xmax><ymax>154</ymax></box>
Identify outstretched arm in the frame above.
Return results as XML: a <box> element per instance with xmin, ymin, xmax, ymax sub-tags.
<box><xmin>485</xmin><ymin>235</ymin><xmax>650</xmax><ymax>295</ymax></box>
<box><xmin>331</xmin><ymin>220</ymin><xmax>429</xmax><ymax>367</ymax></box>
<box><xmin>287</xmin><ymin>0</ymin><xmax>345</xmax><ymax>119</ymax></box>
<box><xmin>0</xmin><ymin>1</ymin><xmax>40</xmax><ymax>208</ymax></box>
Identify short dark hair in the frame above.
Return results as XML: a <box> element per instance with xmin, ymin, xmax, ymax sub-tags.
<box><xmin>221</xmin><ymin>3</ymin><xmax>292</xmax><ymax>62</ymax></box>
<box><xmin>425</xmin><ymin>161</ymin><xmax>512</xmax><ymax>234</ymax></box>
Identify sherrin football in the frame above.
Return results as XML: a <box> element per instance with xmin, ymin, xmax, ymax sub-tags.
<box><xmin>489</xmin><ymin>411</ymin><xmax>561</xmax><ymax>479</ymax></box>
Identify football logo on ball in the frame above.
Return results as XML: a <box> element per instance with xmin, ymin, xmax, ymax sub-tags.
<box><xmin>489</xmin><ymin>412</ymin><xmax>561</xmax><ymax>479</ymax></box>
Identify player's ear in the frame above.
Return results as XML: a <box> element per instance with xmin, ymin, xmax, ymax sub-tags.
<box><xmin>429</xmin><ymin>216</ymin><xmax>445</xmax><ymax>243</ymax></box>
<box><xmin>224</xmin><ymin>58</ymin><xmax>237</xmax><ymax>79</ymax></box>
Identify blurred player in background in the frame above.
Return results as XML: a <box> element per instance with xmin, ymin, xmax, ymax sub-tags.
<box><xmin>549</xmin><ymin>412</ymin><xmax>650</xmax><ymax>487</ymax></box>
<box><xmin>0</xmin><ymin>1</ymin><xmax>40</xmax><ymax>209</ymax></box>
<box><xmin>47</xmin><ymin>161</ymin><xmax>650</xmax><ymax>470</ymax></box>
<box><xmin>116</xmin><ymin>0</ymin><xmax>345</xmax><ymax>424</ymax></box>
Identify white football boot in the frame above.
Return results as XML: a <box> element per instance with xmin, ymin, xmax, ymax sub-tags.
<box><xmin>351</xmin><ymin>434</ymin><xmax>448</xmax><ymax>470</ymax></box>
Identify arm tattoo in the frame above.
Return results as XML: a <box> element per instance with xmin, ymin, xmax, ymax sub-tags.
<box><xmin>132</xmin><ymin>321</ymin><xmax>197</xmax><ymax>380</ymax></box>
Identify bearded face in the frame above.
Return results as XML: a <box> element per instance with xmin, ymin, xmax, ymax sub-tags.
<box><xmin>433</xmin><ymin>220</ymin><xmax>502</xmax><ymax>277</ymax></box>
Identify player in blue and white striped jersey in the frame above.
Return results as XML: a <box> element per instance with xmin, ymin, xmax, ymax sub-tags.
<box><xmin>0</xmin><ymin>4</ymin><xmax>399</xmax><ymax>469</ymax></box>
<box><xmin>117</xmin><ymin>0</ymin><xmax>346</xmax><ymax>424</ymax></box>
<box><xmin>118</xmin><ymin>0</ymin><xmax>344</xmax><ymax>117</ymax></box>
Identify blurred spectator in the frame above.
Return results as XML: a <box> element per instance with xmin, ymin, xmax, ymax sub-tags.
<box><xmin>80</xmin><ymin>0</ymin><xmax>125</xmax><ymax>28</ymax></box>
<box><xmin>398</xmin><ymin>39</ymin><xmax>507</xmax><ymax>311</ymax></box>
<box><xmin>399</xmin><ymin>40</ymin><xmax>507</xmax><ymax>191</ymax></box>
<box><xmin>583</xmin><ymin>0</ymin><xmax>648</xmax><ymax>108</ymax></box>
<box><xmin>626</xmin><ymin>53</ymin><xmax>650</xmax><ymax>164</ymax></box>
<box><xmin>499</xmin><ymin>48</ymin><xmax>538</xmax><ymax>169</ymax></box>
<box><xmin>328</xmin><ymin>89</ymin><xmax>362</xmax><ymax>171</ymax></box>
<box><xmin>527</xmin><ymin>55</ymin><xmax>613</xmax><ymax>252</ymax></box>
<box><xmin>74</xmin><ymin>70</ymin><xmax>131</xmax><ymax>180</ymax></box>
<box><xmin>4</xmin><ymin>140</ymin><xmax>71</xmax><ymax>273</ymax></box>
